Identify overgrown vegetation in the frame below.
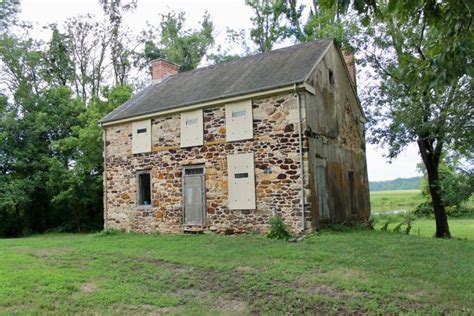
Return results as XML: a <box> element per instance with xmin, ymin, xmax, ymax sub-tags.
<box><xmin>1</xmin><ymin>231</ymin><xmax>473</xmax><ymax>314</ymax></box>
<box><xmin>266</xmin><ymin>215</ymin><xmax>292</xmax><ymax>240</ymax></box>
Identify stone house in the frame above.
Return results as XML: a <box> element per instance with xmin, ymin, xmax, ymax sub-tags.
<box><xmin>100</xmin><ymin>39</ymin><xmax>371</xmax><ymax>234</ymax></box>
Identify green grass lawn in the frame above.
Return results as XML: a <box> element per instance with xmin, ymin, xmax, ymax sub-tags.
<box><xmin>375</xmin><ymin>218</ymin><xmax>474</xmax><ymax>240</ymax></box>
<box><xmin>412</xmin><ymin>218</ymin><xmax>474</xmax><ymax>239</ymax></box>
<box><xmin>370</xmin><ymin>189</ymin><xmax>424</xmax><ymax>213</ymax></box>
<box><xmin>1</xmin><ymin>231</ymin><xmax>473</xmax><ymax>314</ymax></box>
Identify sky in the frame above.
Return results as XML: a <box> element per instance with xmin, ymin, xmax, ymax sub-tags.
<box><xmin>18</xmin><ymin>0</ymin><xmax>422</xmax><ymax>182</ymax></box>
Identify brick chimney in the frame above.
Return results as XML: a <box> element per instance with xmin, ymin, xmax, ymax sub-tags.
<box><xmin>342</xmin><ymin>51</ymin><xmax>356</xmax><ymax>88</ymax></box>
<box><xmin>151</xmin><ymin>59</ymin><xmax>179</xmax><ymax>83</ymax></box>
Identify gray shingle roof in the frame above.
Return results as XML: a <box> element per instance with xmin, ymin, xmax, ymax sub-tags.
<box><xmin>100</xmin><ymin>39</ymin><xmax>333</xmax><ymax>123</ymax></box>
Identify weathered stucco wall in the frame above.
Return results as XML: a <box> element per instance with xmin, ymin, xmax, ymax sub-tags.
<box><xmin>304</xmin><ymin>45</ymin><xmax>371</xmax><ymax>225</ymax></box>
<box><xmin>104</xmin><ymin>93</ymin><xmax>312</xmax><ymax>234</ymax></box>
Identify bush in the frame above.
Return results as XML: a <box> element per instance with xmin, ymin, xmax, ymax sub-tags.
<box><xmin>95</xmin><ymin>228</ymin><xmax>126</xmax><ymax>237</ymax></box>
<box><xmin>416</xmin><ymin>160</ymin><xmax>474</xmax><ymax>219</ymax></box>
<box><xmin>414</xmin><ymin>201</ymin><xmax>474</xmax><ymax>218</ymax></box>
<box><xmin>267</xmin><ymin>216</ymin><xmax>292</xmax><ymax>240</ymax></box>
<box><xmin>413</xmin><ymin>202</ymin><xmax>433</xmax><ymax>218</ymax></box>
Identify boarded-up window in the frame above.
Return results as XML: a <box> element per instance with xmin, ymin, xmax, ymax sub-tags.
<box><xmin>348</xmin><ymin>171</ymin><xmax>356</xmax><ymax>214</ymax></box>
<box><xmin>132</xmin><ymin>120</ymin><xmax>151</xmax><ymax>154</ymax></box>
<box><xmin>316</xmin><ymin>166</ymin><xmax>329</xmax><ymax>220</ymax></box>
<box><xmin>227</xmin><ymin>153</ymin><xmax>256</xmax><ymax>210</ymax></box>
<box><xmin>137</xmin><ymin>171</ymin><xmax>151</xmax><ymax>206</ymax></box>
<box><xmin>181</xmin><ymin>109</ymin><xmax>203</xmax><ymax>148</ymax></box>
<box><xmin>225</xmin><ymin>100</ymin><xmax>253</xmax><ymax>142</ymax></box>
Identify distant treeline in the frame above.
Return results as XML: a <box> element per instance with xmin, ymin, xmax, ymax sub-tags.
<box><xmin>369</xmin><ymin>177</ymin><xmax>422</xmax><ymax>192</ymax></box>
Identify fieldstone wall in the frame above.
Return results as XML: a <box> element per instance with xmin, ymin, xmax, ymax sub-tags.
<box><xmin>104</xmin><ymin>93</ymin><xmax>312</xmax><ymax>234</ymax></box>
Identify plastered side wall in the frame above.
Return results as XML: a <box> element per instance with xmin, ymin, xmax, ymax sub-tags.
<box><xmin>104</xmin><ymin>93</ymin><xmax>312</xmax><ymax>234</ymax></box>
<box><xmin>304</xmin><ymin>45</ymin><xmax>371</xmax><ymax>225</ymax></box>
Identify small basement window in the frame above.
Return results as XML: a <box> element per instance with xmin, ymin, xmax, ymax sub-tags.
<box><xmin>235</xmin><ymin>172</ymin><xmax>249</xmax><ymax>179</ymax></box>
<box><xmin>137</xmin><ymin>128</ymin><xmax>147</xmax><ymax>134</ymax></box>
<box><xmin>138</xmin><ymin>172</ymin><xmax>151</xmax><ymax>206</ymax></box>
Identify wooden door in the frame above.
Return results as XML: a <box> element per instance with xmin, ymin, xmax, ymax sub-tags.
<box><xmin>183</xmin><ymin>167</ymin><xmax>205</xmax><ymax>225</ymax></box>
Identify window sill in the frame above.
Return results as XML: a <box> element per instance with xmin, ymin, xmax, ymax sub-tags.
<box><xmin>137</xmin><ymin>205</ymin><xmax>153</xmax><ymax>209</ymax></box>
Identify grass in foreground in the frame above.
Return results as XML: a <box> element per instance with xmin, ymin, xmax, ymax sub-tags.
<box><xmin>1</xmin><ymin>230</ymin><xmax>473</xmax><ymax>314</ymax></box>
<box><xmin>370</xmin><ymin>189</ymin><xmax>424</xmax><ymax>213</ymax></box>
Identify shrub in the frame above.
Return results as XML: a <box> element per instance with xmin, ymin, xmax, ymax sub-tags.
<box><xmin>95</xmin><ymin>228</ymin><xmax>126</xmax><ymax>237</ymax></box>
<box><xmin>413</xmin><ymin>202</ymin><xmax>433</xmax><ymax>218</ymax></box>
<box><xmin>267</xmin><ymin>215</ymin><xmax>292</xmax><ymax>240</ymax></box>
<box><xmin>414</xmin><ymin>201</ymin><xmax>474</xmax><ymax>218</ymax></box>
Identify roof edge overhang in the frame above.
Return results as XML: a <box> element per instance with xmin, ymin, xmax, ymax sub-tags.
<box><xmin>100</xmin><ymin>82</ymin><xmax>314</xmax><ymax>127</ymax></box>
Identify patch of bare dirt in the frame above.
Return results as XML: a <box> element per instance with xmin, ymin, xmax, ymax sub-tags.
<box><xmin>235</xmin><ymin>266</ymin><xmax>258</xmax><ymax>273</ymax></box>
<box><xmin>80</xmin><ymin>282</ymin><xmax>97</xmax><ymax>294</ymax></box>
<box><xmin>11</xmin><ymin>246</ymin><xmax>73</xmax><ymax>259</ymax></box>
<box><xmin>114</xmin><ymin>304</ymin><xmax>185</xmax><ymax>315</ymax></box>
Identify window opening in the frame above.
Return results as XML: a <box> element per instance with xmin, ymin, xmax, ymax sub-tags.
<box><xmin>329</xmin><ymin>70</ymin><xmax>334</xmax><ymax>86</ymax></box>
<box><xmin>138</xmin><ymin>173</ymin><xmax>151</xmax><ymax>206</ymax></box>
<box><xmin>137</xmin><ymin>128</ymin><xmax>147</xmax><ymax>134</ymax></box>
<box><xmin>185</xmin><ymin>167</ymin><xmax>204</xmax><ymax>175</ymax></box>
<box><xmin>235</xmin><ymin>172</ymin><xmax>249</xmax><ymax>179</ymax></box>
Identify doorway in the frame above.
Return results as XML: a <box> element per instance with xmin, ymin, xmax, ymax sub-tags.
<box><xmin>183</xmin><ymin>166</ymin><xmax>205</xmax><ymax>225</ymax></box>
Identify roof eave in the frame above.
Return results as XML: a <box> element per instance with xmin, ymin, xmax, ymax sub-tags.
<box><xmin>100</xmin><ymin>81</ymin><xmax>312</xmax><ymax>127</ymax></box>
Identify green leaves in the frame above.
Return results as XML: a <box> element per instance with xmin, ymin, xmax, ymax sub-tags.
<box><xmin>246</xmin><ymin>0</ymin><xmax>288</xmax><ymax>52</ymax></box>
<box><xmin>142</xmin><ymin>11</ymin><xmax>215</xmax><ymax>72</ymax></box>
<box><xmin>0</xmin><ymin>40</ymin><xmax>132</xmax><ymax>236</ymax></box>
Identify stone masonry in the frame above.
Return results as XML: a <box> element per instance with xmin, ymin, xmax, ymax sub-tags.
<box><xmin>104</xmin><ymin>93</ymin><xmax>312</xmax><ymax>234</ymax></box>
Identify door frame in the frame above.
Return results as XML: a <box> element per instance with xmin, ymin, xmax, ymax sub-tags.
<box><xmin>182</xmin><ymin>164</ymin><xmax>206</xmax><ymax>226</ymax></box>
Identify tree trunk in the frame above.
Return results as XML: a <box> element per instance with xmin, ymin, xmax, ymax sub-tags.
<box><xmin>417</xmin><ymin>140</ymin><xmax>451</xmax><ymax>238</ymax></box>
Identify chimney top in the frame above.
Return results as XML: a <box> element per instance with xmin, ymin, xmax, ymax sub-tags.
<box><xmin>151</xmin><ymin>59</ymin><xmax>180</xmax><ymax>83</ymax></box>
<box><xmin>341</xmin><ymin>51</ymin><xmax>356</xmax><ymax>88</ymax></box>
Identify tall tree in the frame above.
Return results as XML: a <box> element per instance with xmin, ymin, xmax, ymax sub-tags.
<box><xmin>0</xmin><ymin>2</ymin><xmax>136</xmax><ymax>237</ymax></box>
<box><xmin>48</xmin><ymin>85</ymin><xmax>132</xmax><ymax>232</ymax></box>
<box><xmin>284</xmin><ymin>0</ymin><xmax>358</xmax><ymax>49</ymax></box>
<box><xmin>43</xmin><ymin>26</ymin><xmax>75</xmax><ymax>87</ymax></box>
<box><xmin>244</xmin><ymin>0</ymin><xmax>357</xmax><ymax>53</ymax></box>
<box><xmin>361</xmin><ymin>2</ymin><xmax>473</xmax><ymax>237</ymax></box>
<box><xmin>65</xmin><ymin>15</ymin><xmax>109</xmax><ymax>101</ymax></box>
<box><xmin>100</xmin><ymin>0</ymin><xmax>137</xmax><ymax>85</ymax></box>
<box><xmin>139</xmin><ymin>11</ymin><xmax>215</xmax><ymax>72</ymax></box>
<box><xmin>245</xmin><ymin>0</ymin><xmax>287</xmax><ymax>52</ymax></box>
<box><xmin>321</xmin><ymin>0</ymin><xmax>473</xmax><ymax>87</ymax></box>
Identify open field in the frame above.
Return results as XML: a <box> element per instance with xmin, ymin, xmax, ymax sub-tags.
<box><xmin>370</xmin><ymin>189</ymin><xmax>424</xmax><ymax>213</ymax></box>
<box><xmin>1</xmin><ymin>230</ymin><xmax>473</xmax><ymax>314</ymax></box>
